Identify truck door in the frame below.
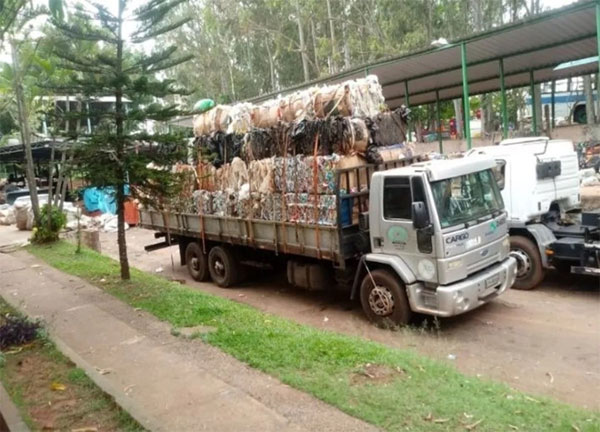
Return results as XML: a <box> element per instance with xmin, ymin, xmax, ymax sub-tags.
<box><xmin>379</xmin><ymin>175</ymin><xmax>437</xmax><ymax>283</ymax></box>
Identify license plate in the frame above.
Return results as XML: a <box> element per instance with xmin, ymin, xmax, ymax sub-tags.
<box><xmin>485</xmin><ymin>274</ymin><xmax>500</xmax><ymax>288</ymax></box>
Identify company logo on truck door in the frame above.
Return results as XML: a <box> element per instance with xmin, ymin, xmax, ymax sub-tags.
<box><xmin>446</xmin><ymin>232</ymin><xmax>469</xmax><ymax>244</ymax></box>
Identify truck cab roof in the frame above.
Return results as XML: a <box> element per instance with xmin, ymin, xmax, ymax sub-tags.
<box><xmin>467</xmin><ymin>138</ymin><xmax>574</xmax><ymax>158</ymax></box>
<box><xmin>376</xmin><ymin>156</ymin><xmax>496</xmax><ymax>181</ymax></box>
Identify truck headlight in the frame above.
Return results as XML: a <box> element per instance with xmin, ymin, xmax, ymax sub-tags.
<box><xmin>418</xmin><ymin>259</ymin><xmax>436</xmax><ymax>280</ymax></box>
<box><xmin>502</xmin><ymin>237</ymin><xmax>510</xmax><ymax>254</ymax></box>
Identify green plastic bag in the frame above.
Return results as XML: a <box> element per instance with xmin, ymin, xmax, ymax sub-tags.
<box><xmin>193</xmin><ymin>98</ymin><xmax>215</xmax><ymax>113</ymax></box>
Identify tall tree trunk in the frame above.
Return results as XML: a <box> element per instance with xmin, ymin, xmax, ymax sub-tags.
<box><xmin>265</xmin><ymin>38</ymin><xmax>277</xmax><ymax>91</ymax></box>
<box><xmin>115</xmin><ymin>0</ymin><xmax>130</xmax><ymax>281</ymax></box>
<box><xmin>310</xmin><ymin>19</ymin><xmax>319</xmax><ymax>76</ymax></box>
<box><xmin>426</xmin><ymin>0</ymin><xmax>433</xmax><ymax>42</ymax></box>
<box><xmin>453</xmin><ymin>99</ymin><xmax>463</xmax><ymax>140</ymax></box>
<box><xmin>341</xmin><ymin>18</ymin><xmax>351</xmax><ymax>70</ymax></box>
<box><xmin>583</xmin><ymin>74</ymin><xmax>596</xmax><ymax>125</ymax></box>
<box><xmin>326</xmin><ymin>0</ymin><xmax>337</xmax><ymax>73</ymax></box>
<box><xmin>294</xmin><ymin>0</ymin><xmax>310</xmax><ymax>82</ymax></box>
<box><xmin>10</xmin><ymin>38</ymin><xmax>40</xmax><ymax>224</ymax></box>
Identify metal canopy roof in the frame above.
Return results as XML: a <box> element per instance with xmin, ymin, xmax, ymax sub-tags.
<box><xmin>248</xmin><ymin>1</ymin><xmax>598</xmax><ymax>109</ymax></box>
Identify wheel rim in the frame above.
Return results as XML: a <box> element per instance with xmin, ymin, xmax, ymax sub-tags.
<box><xmin>368</xmin><ymin>285</ymin><xmax>395</xmax><ymax>316</ymax></box>
<box><xmin>190</xmin><ymin>256</ymin><xmax>199</xmax><ymax>272</ymax></box>
<box><xmin>510</xmin><ymin>249</ymin><xmax>531</xmax><ymax>279</ymax></box>
<box><xmin>213</xmin><ymin>257</ymin><xmax>225</xmax><ymax>278</ymax></box>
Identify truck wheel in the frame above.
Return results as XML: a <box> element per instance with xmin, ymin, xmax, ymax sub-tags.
<box><xmin>509</xmin><ymin>236</ymin><xmax>544</xmax><ymax>290</ymax></box>
<box><xmin>208</xmin><ymin>245</ymin><xmax>240</xmax><ymax>287</ymax></box>
<box><xmin>185</xmin><ymin>242</ymin><xmax>209</xmax><ymax>282</ymax></box>
<box><xmin>360</xmin><ymin>269</ymin><xmax>412</xmax><ymax>327</ymax></box>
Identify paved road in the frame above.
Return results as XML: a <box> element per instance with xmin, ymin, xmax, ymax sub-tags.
<box><xmin>101</xmin><ymin>228</ymin><xmax>600</xmax><ymax>410</ymax></box>
<box><xmin>0</xmin><ymin>250</ymin><xmax>376</xmax><ymax>432</ymax></box>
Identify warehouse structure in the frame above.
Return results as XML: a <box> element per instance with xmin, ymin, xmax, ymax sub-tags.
<box><xmin>248</xmin><ymin>0</ymin><xmax>600</xmax><ymax>151</ymax></box>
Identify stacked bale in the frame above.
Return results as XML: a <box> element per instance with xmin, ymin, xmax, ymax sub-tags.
<box><xmin>186</xmin><ymin>75</ymin><xmax>413</xmax><ymax>227</ymax></box>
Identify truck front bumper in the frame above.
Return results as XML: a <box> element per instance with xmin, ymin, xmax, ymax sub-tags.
<box><xmin>406</xmin><ymin>257</ymin><xmax>517</xmax><ymax>317</ymax></box>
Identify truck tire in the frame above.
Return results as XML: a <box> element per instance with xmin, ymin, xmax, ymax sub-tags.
<box><xmin>208</xmin><ymin>245</ymin><xmax>240</xmax><ymax>287</ymax></box>
<box><xmin>510</xmin><ymin>236</ymin><xmax>544</xmax><ymax>290</ymax></box>
<box><xmin>360</xmin><ymin>269</ymin><xmax>412</xmax><ymax>327</ymax></box>
<box><xmin>185</xmin><ymin>242</ymin><xmax>209</xmax><ymax>282</ymax></box>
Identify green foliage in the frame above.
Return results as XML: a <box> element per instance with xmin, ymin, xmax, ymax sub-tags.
<box><xmin>31</xmin><ymin>204</ymin><xmax>66</xmax><ymax>244</ymax></box>
<box><xmin>30</xmin><ymin>241</ymin><xmax>600</xmax><ymax>432</ymax></box>
<box><xmin>162</xmin><ymin>0</ymin><xmax>537</xmax><ymax>106</ymax></box>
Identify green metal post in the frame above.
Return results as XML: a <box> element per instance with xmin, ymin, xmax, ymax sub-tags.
<box><xmin>436</xmin><ymin>90</ymin><xmax>443</xmax><ymax>153</ymax></box>
<box><xmin>597</xmin><ymin>2</ymin><xmax>600</xmax><ymax>80</ymax></box>
<box><xmin>551</xmin><ymin>80</ymin><xmax>556</xmax><ymax>129</ymax></box>
<box><xmin>597</xmin><ymin>2</ymin><xmax>600</xmax><ymax>123</ymax></box>
<box><xmin>499</xmin><ymin>59</ymin><xmax>508</xmax><ymax>139</ymax></box>
<box><xmin>461</xmin><ymin>43</ymin><xmax>471</xmax><ymax>149</ymax></box>
<box><xmin>530</xmin><ymin>70</ymin><xmax>537</xmax><ymax>135</ymax></box>
<box><xmin>405</xmin><ymin>80</ymin><xmax>411</xmax><ymax>141</ymax></box>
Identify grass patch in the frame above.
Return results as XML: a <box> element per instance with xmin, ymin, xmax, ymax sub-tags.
<box><xmin>0</xmin><ymin>296</ymin><xmax>144</xmax><ymax>431</ymax></box>
<box><xmin>29</xmin><ymin>241</ymin><xmax>600</xmax><ymax>431</ymax></box>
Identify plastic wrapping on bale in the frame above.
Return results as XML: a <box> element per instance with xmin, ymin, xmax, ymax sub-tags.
<box><xmin>193</xmin><ymin>105</ymin><xmax>232</xmax><ymax>136</ymax></box>
<box><xmin>251</xmin><ymin>101</ymin><xmax>280</xmax><ymax>129</ymax></box>
<box><xmin>196</xmin><ymin>133</ymin><xmax>244</xmax><ymax>168</ymax></box>
<box><xmin>366</xmin><ymin>107</ymin><xmax>409</xmax><ymax>148</ymax></box>
<box><xmin>227</xmin><ymin>103</ymin><xmax>253</xmax><ymax>134</ymax></box>
<box><xmin>193</xmin><ymin>75</ymin><xmax>385</xmax><ymax>136</ymax></box>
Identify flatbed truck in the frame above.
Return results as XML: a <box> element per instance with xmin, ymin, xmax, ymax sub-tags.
<box><xmin>140</xmin><ymin>156</ymin><xmax>517</xmax><ymax>326</ymax></box>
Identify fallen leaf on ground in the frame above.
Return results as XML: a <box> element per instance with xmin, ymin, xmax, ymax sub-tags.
<box><xmin>508</xmin><ymin>425</ymin><xmax>519</xmax><ymax>430</ymax></box>
<box><xmin>524</xmin><ymin>396</ymin><xmax>540</xmax><ymax>403</ymax></box>
<box><xmin>424</xmin><ymin>413</ymin><xmax>432</xmax><ymax>421</ymax></box>
<box><xmin>465</xmin><ymin>418</ymin><xmax>484</xmax><ymax>430</ymax></box>
<box><xmin>95</xmin><ymin>367</ymin><xmax>112</xmax><ymax>375</ymax></box>
<box><xmin>571</xmin><ymin>425</ymin><xmax>580</xmax><ymax>432</ymax></box>
<box><xmin>51</xmin><ymin>381</ymin><xmax>66</xmax><ymax>391</ymax></box>
<box><xmin>546</xmin><ymin>371</ymin><xmax>554</xmax><ymax>384</ymax></box>
<box><xmin>433</xmin><ymin>418</ymin><xmax>450</xmax><ymax>423</ymax></box>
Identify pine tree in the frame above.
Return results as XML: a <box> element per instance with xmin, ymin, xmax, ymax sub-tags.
<box><xmin>51</xmin><ymin>0</ymin><xmax>192</xmax><ymax>280</ymax></box>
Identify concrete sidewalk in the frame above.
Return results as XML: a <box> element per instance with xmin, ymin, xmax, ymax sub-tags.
<box><xmin>0</xmin><ymin>251</ymin><xmax>377</xmax><ymax>432</ymax></box>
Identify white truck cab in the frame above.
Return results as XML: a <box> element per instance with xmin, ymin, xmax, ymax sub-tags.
<box><xmin>357</xmin><ymin>156</ymin><xmax>517</xmax><ymax>323</ymax></box>
<box><xmin>467</xmin><ymin>137</ymin><xmax>586</xmax><ymax>289</ymax></box>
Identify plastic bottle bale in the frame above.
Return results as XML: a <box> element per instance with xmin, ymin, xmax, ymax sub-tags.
<box><xmin>212</xmin><ymin>191</ymin><xmax>227</xmax><ymax>216</ymax></box>
<box><xmin>230</xmin><ymin>157</ymin><xmax>249</xmax><ymax>191</ymax></box>
<box><xmin>251</xmin><ymin>102</ymin><xmax>280</xmax><ymax>129</ymax></box>
<box><xmin>228</xmin><ymin>103</ymin><xmax>253</xmax><ymax>134</ymax></box>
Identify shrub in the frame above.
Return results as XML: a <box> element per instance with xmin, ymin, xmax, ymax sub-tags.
<box><xmin>32</xmin><ymin>204</ymin><xmax>67</xmax><ymax>244</ymax></box>
<box><xmin>0</xmin><ymin>315</ymin><xmax>40</xmax><ymax>349</ymax></box>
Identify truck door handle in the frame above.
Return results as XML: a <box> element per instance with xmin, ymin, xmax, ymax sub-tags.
<box><xmin>373</xmin><ymin>237</ymin><xmax>383</xmax><ymax>247</ymax></box>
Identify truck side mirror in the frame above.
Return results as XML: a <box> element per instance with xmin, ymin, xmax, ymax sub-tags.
<box><xmin>412</xmin><ymin>201</ymin><xmax>430</xmax><ymax>229</ymax></box>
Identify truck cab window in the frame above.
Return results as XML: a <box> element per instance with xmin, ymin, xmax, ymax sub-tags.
<box><xmin>383</xmin><ymin>177</ymin><xmax>412</xmax><ymax>219</ymax></box>
<box><xmin>492</xmin><ymin>159</ymin><xmax>506</xmax><ymax>190</ymax></box>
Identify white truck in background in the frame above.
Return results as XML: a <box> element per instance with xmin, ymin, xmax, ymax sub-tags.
<box><xmin>468</xmin><ymin>137</ymin><xmax>599</xmax><ymax>289</ymax></box>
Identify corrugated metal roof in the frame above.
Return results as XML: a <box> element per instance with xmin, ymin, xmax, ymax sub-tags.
<box><xmin>248</xmin><ymin>0</ymin><xmax>598</xmax><ymax>109</ymax></box>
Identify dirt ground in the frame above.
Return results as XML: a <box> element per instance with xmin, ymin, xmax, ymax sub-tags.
<box><xmin>100</xmin><ymin>228</ymin><xmax>600</xmax><ymax>411</ymax></box>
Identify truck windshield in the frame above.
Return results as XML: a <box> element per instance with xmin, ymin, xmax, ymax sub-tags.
<box><xmin>431</xmin><ymin>169</ymin><xmax>504</xmax><ymax>228</ymax></box>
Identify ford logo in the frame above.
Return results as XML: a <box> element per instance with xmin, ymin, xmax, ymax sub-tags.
<box><xmin>480</xmin><ymin>248</ymin><xmax>489</xmax><ymax>257</ymax></box>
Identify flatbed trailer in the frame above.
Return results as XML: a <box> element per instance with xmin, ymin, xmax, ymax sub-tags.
<box><xmin>139</xmin><ymin>157</ymin><xmax>421</xmax><ymax>270</ymax></box>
